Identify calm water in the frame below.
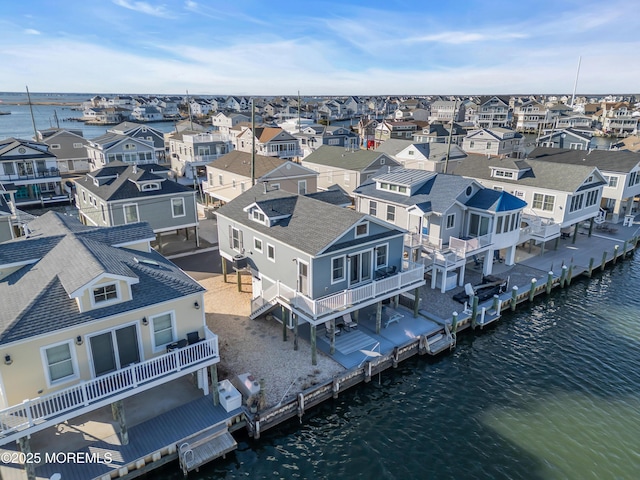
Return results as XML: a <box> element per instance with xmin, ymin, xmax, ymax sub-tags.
<box><xmin>153</xmin><ymin>255</ymin><xmax>640</xmax><ymax>480</ymax></box>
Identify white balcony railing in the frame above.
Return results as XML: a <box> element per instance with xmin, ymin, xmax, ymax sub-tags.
<box><xmin>258</xmin><ymin>261</ymin><xmax>424</xmax><ymax>320</ymax></box>
<box><xmin>449</xmin><ymin>233</ymin><xmax>493</xmax><ymax>255</ymax></box>
<box><xmin>0</xmin><ymin>336</ymin><xmax>219</xmax><ymax>442</ymax></box>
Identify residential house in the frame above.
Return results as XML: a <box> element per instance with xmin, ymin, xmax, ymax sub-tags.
<box><xmin>204</xmin><ymin>151</ymin><xmax>318</xmax><ymax>204</ymax></box>
<box><xmin>211</xmin><ymin>112</ymin><xmax>251</xmax><ymax>132</ymax></box>
<box><xmin>157</xmin><ymin>99</ymin><xmax>180</xmax><ymax>118</ymax></box>
<box><xmin>374</xmin><ymin>120</ymin><xmax>418</xmax><ymax>146</ymax></box>
<box><xmin>0</xmin><ymin>212</ymin><xmax>218</xmax><ymax>450</ymax></box>
<box><xmin>536</xmin><ymin>128</ymin><xmax>593</xmax><ymax>151</ymax></box>
<box><xmin>131</xmin><ymin>106</ymin><xmax>163</xmax><ymax>122</ymax></box>
<box><xmin>528</xmin><ymin>147</ymin><xmax>640</xmax><ymax>222</ymax></box>
<box><xmin>82</xmin><ymin>107</ymin><xmax>129</xmax><ymax>125</ymax></box>
<box><xmin>108</xmin><ymin>122</ymin><xmax>168</xmax><ymax>167</ymax></box>
<box><xmin>554</xmin><ymin>113</ymin><xmax>592</xmax><ymax>131</ymax></box>
<box><xmin>429</xmin><ymin>101</ymin><xmax>465</xmax><ymax>123</ymax></box>
<box><xmin>189</xmin><ymin>99</ymin><xmax>213</xmax><ymax>117</ymax></box>
<box><xmin>235</xmin><ymin>127</ymin><xmax>301</xmax><ymax>160</ymax></box>
<box><xmin>0</xmin><ymin>192</ymin><xmax>14</xmax><ymax>242</ymax></box>
<box><xmin>375</xmin><ymin>139</ymin><xmax>467</xmax><ymax>172</ymax></box>
<box><xmin>0</xmin><ymin>138</ymin><xmax>65</xmax><ymax>206</ymax></box>
<box><xmin>296</xmin><ymin>125</ymin><xmax>359</xmax><ymax>157</ymax></box>
<box><xmin>37</xmin><ymin>128</ymin><xmax>91</xmax><ymax>174</ymax></box>
<box><xmin>215</xmin><ymin>185</ymin><xmax>425</xmax><ymax>363</ymax></box>
<box><xmin>413</xmin><ymin>123</ymin><xmax>466</xmax><ymax>145</ymax></box>
<box><xmin>166</xmin><ymin>130</ymin><xmax>233</xmax><ymax>180</ymax></box>
<box><xmin>224</xmin><ymin>96</ymin><xmax>248</xmax><ymax>112</ymax></box>
<box><xmin>74</xmin><ymin>162</ymin><xmax>199</xmax><ymax>245</ymax></box>
<box><xmin>301</xmin><ymin>145</ymin><xmax>400</xmax><ymax>195</ymax></box>
<box><xmin>611</xmin><ymin>135</ymin><xmax>640</xmax><ymax>153</ymax></box>
<box><xmin>513</xmin><ymin>100</ymin><xmax>549</xmax><ymax>133</ymax></box>
<box><xmin>86</xmin><ymin>133</ymin><xmax>157</xmax><ymax>171</ymax></box>
<box><xmin>353</xmin><ymin>168</ymin><xmax>527</xmax><ymax>288</ymax></box>
<box><xmin>462</xmin><ymin>128</ymin><xmax>524</xmax><ymax>157</ymax></box>
<box><xmin>452</xmin><ymin>154</ymin><xmax>607</xmax><ymax>244</ymax></box>
<box><xmin>477</xmin><ymin>96</ymin><xmax>512</xmax><ymax>128</ymax></box>
<box><xmin>599</xmin><ymin>102</ymin><xmax>638</xmax><ymax>135</ymax></box>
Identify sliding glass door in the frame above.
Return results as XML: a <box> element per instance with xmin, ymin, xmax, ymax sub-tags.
<box><xmin>89</xmin><ymin>324</ymin><xmax>140</xmax><ymax>376</ymax></box>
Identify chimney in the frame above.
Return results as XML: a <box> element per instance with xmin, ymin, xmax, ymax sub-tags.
<box><xmin>132</xmin><ymin>165</ymin><xmax>138</xmax><ymax>174</ymax></box>
<box><xmin>263</xmin><ymin>181</ymin><xmax>268</xmax><ymax>194</ymax></box>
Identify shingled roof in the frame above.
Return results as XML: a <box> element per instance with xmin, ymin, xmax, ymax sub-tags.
<box><xmin>0</xmin><ymin>212</ymin><xmax>203</xmax><ymax>346</ymax></box>
<box><xmin>528</xmin><ymin>147</ymin><xmax>640</xmax><ymax>173</ymax></box>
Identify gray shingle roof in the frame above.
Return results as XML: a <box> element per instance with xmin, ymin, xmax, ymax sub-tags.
<box><xmin>0</xmin><ymin>212</ymin><xmax>203</xmax><ymax>346</ymax></box>
<box><xmin>217</xmin><ymin>184</ymin><xmax>400</xmax><ymax>256</ymax></box>
<box><xmin>354</xmin><ymin>169</ymin><xmax>475</xmax><ymax>214</ymax></box>
<box><xmin>302</xmin><ymin>146</ymin><xmax>397</xmax><ymax>171</ymax></box>
<box><xmin>208</xmin><ymin>151</ymin><xmax>287</xmax><ymax>178</ymax></box>
<box><xmin>451</xmin><ymin>154</ymin><xmax>600</xmax><ymax>192</ymax></box>
<box><xmin>528</xmin><ymin>147</ymin><xmax>640</xmax><ymax>173</ymax></box>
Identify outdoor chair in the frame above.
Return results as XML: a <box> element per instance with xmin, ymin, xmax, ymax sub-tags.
<box><xmin>342</xmin><ymin>313</ymin><xmax>358</xmax><ymax>331</ymax></box>
<box><xmin>324</xmin><ymin>321</ymin><xmax>341</xmax><ymax>338</ymax></box>
<box><xmin>187</xmin><ymin>331</ymin><xmax>202</xmax><ymax>345</ymax></box>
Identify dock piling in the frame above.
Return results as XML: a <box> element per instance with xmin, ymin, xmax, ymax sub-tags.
<box><xmin>510</xmin><ymin>286</ymin><xmax>518</xmax><ymax>311</ymax></box>
<box><xmin>560</xmin><ymin>265</ymin><xmax>568</xmax><ymax>288</ymax></box>
<box><xmin>471</xmin><ymin>295</ymin><xmax>479</xmax><ymax>329</ymax></box>
<box><xmin>588</xmin><ymin>257</ymin><xmax>594</xmax><ymax>277</ymax></box>
<box><xmin>601</xmin><ymin>250</ymin><xmax>608</xmax><ymax>271</ymax></box>
<box><xmin>613</xmin><ymin>245</ymin><xmax>619</xmax><ymax>265</ymax></box>
<box><xmin>546</xmin><ymin>271</ymin><xmax>553</xmax><ymax>294</ymax></box>
<box><xmin>529</xmin><ymin>278</ymin><xmax>537</xmax><ymax>302</ymax></box>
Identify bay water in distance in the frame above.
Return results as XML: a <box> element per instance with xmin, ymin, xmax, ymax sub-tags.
<box><xmin>153</xmin><ymin>254</ymin><xmax>640</xmax><ymax>480</ymax></box>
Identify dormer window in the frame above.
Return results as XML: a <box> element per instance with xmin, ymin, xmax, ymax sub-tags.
<box><xmin>492</xmin><ymin>169</ymin><xmax>514</xmax><ymax>179</ymax></box>
<box><xmin>124</xmin><ymin>143</ymin><xmax>136</xmax><ymax>150</ymax></box>
<box><xmin>141</xmin><ymin>183</ymin><xmax>160</xmax><ymax>191</ymax></box>
<box><xmin>93</xmin><ymin>283</ymin><xmax>118</xmax><ymax>304</ymax></box>
<box><xmin>355</xmin><ymin>222</ymin><xmax>368</xmax><ymax>238</ymax></box>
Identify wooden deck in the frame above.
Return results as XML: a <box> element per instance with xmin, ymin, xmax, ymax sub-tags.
<box><xmin>178</xmin><ymin>422</ymin><xmax>237</xmax><ymax>475</ymax></box>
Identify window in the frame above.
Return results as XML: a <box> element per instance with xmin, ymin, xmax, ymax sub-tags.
<box><xmin>73</xmin><ymin>142</ymin><xmax>83</xmax><ymax>148</ymax></box>
<box><xmin>252</xmin><ymin>209</ymin><xmax>266</xmax><ymax>223</ymax></box>
<box><xmin>254</xmin><ymin>237</ymin><xmax>263</xmax><ymax>253</ymax></box>
<box><xmin>570</xmin><ymin>193</ymin><xmax>584</xmax><ymax>212</ymax></box>
<box><xmin>218</xmin><ymin>174</ymin><xmax>223</xmax><ymax>185</ymax></box>
<box><xmin>43</xmin><ymin>342</ymin><xmax>76</xmax><ymax>385</ymax></box>
<box><xmin>101</xmin><ymin>203</ymin><xmax>106</xmax><ymax>223</ymax></box>
<box><xmin>51</xmin><ymin>144</ymin><xmax>61</xmax><ymax>149</ymax></box>
<box><xmin>585</xmin><ymin>190</ymin><xmax>598</xmax><ymax>207</ymax></box>
<box><xmin>369</xmin><ymin>200</ymin><xmax>377</xmax><ymax>216</ymax></box>
<box><xmin>446</xmin><ymin>213</ymin><xmax>455</xmax><ymax>229</ymax></box>
<box><xmin>93</xmin><ymin>283</ymin><xmax>118</xmax><ymax>303</ymax></box>
<box><xmin>469</xmin><ymin>140</ymin><xmax>475</xmax><ymax>148</ymax></box>
<box><xmin>375</xmin><ymin>244</ymin><xmax>388</xmax><ymax>268</ymax></box>
<box><xmin>151</xmin><ymin>312</ymin><xmax>174</xmax><ymax>351</ymax></box>
<box><xmin>141</xmin><ymin>183</ymin><xmax>160</xmax><ymax>191</ymax></box>
<box><xmin>271</xmin><ymin>183</ymin><xmax>280</xmax><ymax>190</ymax></box>
<box><xmin>532</xmin><ymin>193</ymin><xmax>555</xmax><ymax>212</ymax></box>
<box><xmin>298</xmin><ymin>180</ymin><xmax>307</xmax><ymax>195</ymax></box>
<box><xmin>82</xmin><ymin>190</ymin><xmax>86</xmax><ymax>202</ymax></box>
<box><xmin>496</xmin><ymin>216</ymin><xmax>503</xmax><ymax>233</ymax></box>
<box><xmin>241</xmin><ymin>182</ymin><xmax>246</xmax><ymax>193</ymax></box>
<box><xmin>332</xmin><ymin>256</ymin><xmax>345</xmax><ymax>283</ymax></box>
<box><xmin>355</xmin><ymin>223</ymin><xmax>368</xmax><ymax>237</ymax></box>
<box><xmin>124</xmin><ymin>143</ymin><xmax>136</xmax><ymax>150</ymax></box>
<box><xmin>267</xmin><ymin>244</ymin><xmax>275</xmax><ymax>261</ymax></box>
<box><xmin>123</xmin><ymin>203</ymin><xmax>139</xmax><ymax>223</ymax></box>
<box><xmin>232</xmin><ymin>180</ymin><xmax>237</xmax><ymax>189</ymax></box>
<box><xmin>208</xmin><ymin>173</ymin><xmax>214</xmax><ymax>186</ymax></box>
<box><xmin>386</xmin><ymin>205</ymin><xmax>396</xmax><ymax>222</ymax></box>
<box><xmin>230</xmin><ymin>227</ymin><xmax>243</xmax><ymax>251</ymax></box>
<box><xmin>171</xmin><ymin>198</ymin><xmax>186</xmax><ymax>218</ymax></box>
<box><xmin>606</xmin><ymin>176</ymin><xmax>618</xmax><ymax>187</ymax></box>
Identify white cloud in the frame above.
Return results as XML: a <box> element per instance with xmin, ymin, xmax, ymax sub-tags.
<box><xmin>406</xmin><ymin>31</ymin><xmax>528</xmax><ymax>45</ymax></box>
<box><xmin>111</xmin><ymin>0</ymin><xmax>171</xmax><ymax>18</ymax></box>
<box><xmin>23</xmin><ymin>29</ymin><xmax>41</xmax><ymax>35</ymax></box>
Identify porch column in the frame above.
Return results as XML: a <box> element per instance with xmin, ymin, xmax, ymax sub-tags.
<box><xmin>281</xmin><ymin>306</ymin><xmax>288</xmax><ymax>342</ymax></box>
<box><xmin>222</xmin><ymin>257</ymin><xmax>228</xmax><ymax>283</ymax></box>
<box><xmin>375</xmin><ymin>301</ymin><xmax>382</xmax><ymax>334</ymax></box>
<box><xmin>572</xmin><ymin>223</ymin><xmax>579</xmax><ymax>244</ymax></box>
<box><xmin>505</xmin><ymin>245</ymin><xmax>517</xmax><ymax>266</ymax></box>
<box><xmin>210</xmin><ymin>364</ymin><xmax>219</xmax><ymax>406</ymax></box>
<box><xmin>611</xmin><ymin>198</ymin><xmax>623</xmax><ymax>223</ymax></box>
<box><xmin>458</xmin><ymin>263</ymin><xmax>466</xmax><ymax>287</ymax></box>
<box><xmin>329</xmin><ymin>318</ymin><xmax>336</xmax><ymax>355</ymax></box>
<box><xmin>311</xmin><ymin>324</ymin><xmax>317</xmax><ymax>366</ymax></box>
<box><xmin>156</xmin><ymin>232</ymin><xmax>163</xmax><ymax>253</ymax></box>
<box><xmin>236</xmin><ymin>268</ymin><xmax>242</xmax><ymax>292</ymax></box>
<box><xmin>482</xmin><ymin>250</ymin><xmax>493</xmax><ymax>276</ymax></box>
<box><xmin>18</xmin><ymin>436</ymin><xmax>36</xmax><ymax>480</ymax></box>
<box><xmin>431</xmin><ymin>266</ymin><xmax>439</xmax><ymax>289</ymax></box>
<box><xmin>185</xmin><ymin>227</ymin><xmax>190</xmax><ymax>240</ymax></box>
<box><xmin>198</xmin><ymin>367</ymin><xmax>209</xmax><ymax>395</ymax></box>
<box><xmin>293</xmin><ymin>313</ymin><xmax>299</xmax><ymax>351</ymax></box>
<box><xmin>393</xmin><ymin>295</ymin><xmax>399</xmax><ymax>309</ymax></box>
<box><xmin>195</xmin><ymin>225</ymin><xmax>200</xmax><ymax>247</ymax></box>
<box><xmin>588</xmin><ymin>217</ymin><xmax>594</xmax><ymax>237</ymax></box>
<box><xmin>413</xmin><ymin>288</ymin><xmax>420</xmax><ymax>317</ymax></box>
<box><xmin>111</xmin><ymin>400</ymin><xmax>129</xmax><ymax>445</ymax></box>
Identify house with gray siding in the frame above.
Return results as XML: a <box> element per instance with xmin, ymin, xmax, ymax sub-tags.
<box><xmin>535</xmin><ymin>128</ymin><xmax>593</xmax><ymax>151</ymax></box>
<box><xmin>0</xmin><ymin>193</ymin><xmax>14</xmax><ymax>242</ymax></box>
<box><xmin>375</xmin><ymin>139</ymin><xmax>467</xmax><ymax>172</ymax></box>
<box><xmin>216</xmin><ymin>185</ymin><xmax>425</xmax><ymax>364</ymax></box>
<box><xmin>37</xmin><ymin>128</ymin><xmax>91</xmax><ymax>174</ymax></box>
<box><xmin>301</xmin><ymin>145</ymin><xmax>400</xmax><ymax>196</ymax></box>
<box><xmin>74</xmin><ymin>162</ymin><xmax>199</xmax><ymax>243</ymax></box>
<box><xmin>354</xmin><ymin>168</ymin><xmax>527</xmax><ymax>289</ymax></box>
<box><xmin>108</xmin><ymin>122</ymin><xmax>168</xmax><ymax>167</ymax></box>
<box><xmin>86</xmin><ymin>133</ymin><xmax>158</xmax><ymax>171</ymax></box>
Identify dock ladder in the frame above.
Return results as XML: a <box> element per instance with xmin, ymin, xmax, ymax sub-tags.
<box><xmin>178</xmin><ymin>421</ymin><xmax>237</xmax><ymax>476</ymax></box>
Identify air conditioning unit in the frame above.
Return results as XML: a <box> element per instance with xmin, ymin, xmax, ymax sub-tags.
<box><xmin>233</xmin><ymin>254</ymin><xmax>248</xmax><ymax>269</ymax></box>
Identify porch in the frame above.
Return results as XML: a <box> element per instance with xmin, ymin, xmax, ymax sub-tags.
<box><xmin>0</xmin><ymin>332</ymin><xmax>219</xmax><ymax>446</ymax></box>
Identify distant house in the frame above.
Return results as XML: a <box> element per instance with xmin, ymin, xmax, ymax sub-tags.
<box><xmin>166</xmin><ymin>130</ymin><xmax>233</xmax><ymax>180</ymax></box>
<box><xmin>211</xmin><ymin>112</ymin><xmax>251</xmax><ymax>132</ymax></box>
<box><xmin>477</xmin><ymin>96</ymin><xmax>512</xmax><ymax>129</ymax></box>
<box><xmin>462</xmin><ymin>128</ymin><xmax>524</xmax><ymax>157</ymax></box>
<box><xmin>0</xmin><ymin>138</ymin><xmax>65</xmax><ymax>206</ymax></box>
<box><xmin>452</xmin><ymin>154</ymin><xmax>607</xmax><ymax>242</ymax></box>
<box><xmin>375</xmin><ymin>139</ymin><xmax>467</xmax><ymax>172</ymax></box>
<box><xmin>374</xmin><ymin>120</ymin><xmax>418</xmax><ymax>145</ymax></box>
<box><xmin>131</xmin><ymin>106</ymin><xmax>163</xmax><ymax>122</ymax></box>
<box><xmin>108</xmin><ymin>122</ymin><xmax>168</xmax><ymax>166</ymax></box>
<box><xmin>204</xmin><ymin>151</ymin><xmax>318</xmax><ymax>204</ymax></box>
<box><xmin>536</xmin><ymin>128</ymin><xmax>593</xmax><ymax>151</ymax></box>
<box><xmin>74</xmin><ymin>162</ymin><xmax>199</xmax><ymax>243</ymax></box>
<box><xmin>86</xmin><ymin>133</ymin><xmax>157</xmax><ymax>171</ymax></box>
<box><xmin>296</xmin><ymin>125</ymin><xmax>360</xmax><ymax>157</ymax></box>
<box><xmin>513</xmin><ymin>100</ymin><xmax>549</xmax><ymax>133</ymax></box>
<box><xmin>216</xmin><ymin>185</ymin><xmax>425</xmax><ymax>364</ymax></box>
<box><xmin>353</xmin><ymin>168</ymin><xmax>527</xmax><ymax>285</ymax></box>
<box><xmin>429</xmin><ymin>101</ymin><xmax>465</xmax><ymax>123</ymax></box>
<box><xmin>37</xmin><ymin>128</ymin><xmax>91</xmax><ymax>174</ymax></box>
<box><xmin>528</xmin><ymin>147</ymin><xmax>640</xmax><ymax>222</ymax></box>
<box><xmin>0</xmin><ymin>212</ymin><xmax>218</xmax><ymax>448</ymax></box>
<box><xmin>235</xmin><ymin>127</ymin><xmax>301</xmax><ymax>160</ymax></box>
<box><xmin>301</xmin><ymin>145</ymin><xmax>400</xmax><ymax>195</ymax></box>
<box><xmin>412</xmin><ymin>123</ymin><xmax>466</xmax><ymax>145</ymax></box>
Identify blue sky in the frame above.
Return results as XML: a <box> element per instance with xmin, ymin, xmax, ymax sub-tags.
<box><xmin>1</xmin><ymin>0</ymin><xmax>638</xmax><ymax>95</ymax></box>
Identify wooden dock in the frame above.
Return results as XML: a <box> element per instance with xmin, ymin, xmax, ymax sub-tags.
<box><xmin>178</xmin><ymin>422</ymin><xmax>237</xmax><ymax>475</ymax></box>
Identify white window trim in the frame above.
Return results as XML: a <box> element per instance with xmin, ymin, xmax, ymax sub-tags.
<box><xmin>90</xmin><ymin>282</ymin><xmax>121</xmax><ymax>308</ymax></box>
<box><xmin>40</xmin><ymin>339</ymin><xmax>79</xmax><ymax>388</ymax></box>
<box><xmin>375</xmin><ymin>243</ymin><xmax>389</xmax><ymax>269</ymax></box>
<box><xmin>150</xmin><ymin>311</ymin><xmax>177</xmax><ymax>353</ymax></box>
<box><xmin>355</xmin><ymin>221</ymin><xmax>369</xmax><ymax>238</ymax></box>
<box><xmin>171</xmin><ymin>197</ymin><xmax>186</xmax><ymax>218</ymax></box>
<box><xmin>271</xmin><ymin>183</ymin><xmax>280</xmax><ymax>190</ymax></box>
<box><xmin>254</xmin><ymin>236</ymin><xmax>263</xmax><ymax>253</ymax></box>
<box><xmin>123</xmin><ymin>203</ymin><xmax>140</xmax><ymax>224</ymax></box>
<box><xmin>298</xmin><ymin>180</ymin><xmax>307</xmax><ymax>195</ymax></box>
<box><xmin>86</xmin><ymin>321</ymin><xmax>143</xmax><ymax>376</ymax></box>
<box><xmin>331</xmin><ymin>255</ymin><xmax>346</xmax><ymax>284</ymax></box>
<box><xmin>267</xmin><ymin>243</ymin><xmax>276</xmax><ymax>262</ymax></box>
<box><xmin>446</xmin><ymin>213</ymin><xmax>456</xmax><ymax>230</ymax></box>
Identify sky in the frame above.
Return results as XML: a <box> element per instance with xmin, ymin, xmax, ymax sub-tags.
<box><xmin>1</xmin><ymin>0</ymin><xmax>639</xmax><ymax>96</ymax></box>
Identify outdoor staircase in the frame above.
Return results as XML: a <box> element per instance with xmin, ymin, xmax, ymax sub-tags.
<box><xmin>178</xmin><ymin>422</ymin><xmax>237</xmax><ymax>475</ymax></box>
<box><xmin>249</xmin><ymin>298</ymin><xmax>278</xmax><ymax>320</ymax></box>
<box><xmin>594</xmin><ymin>208</ymin><xmax>607</xmax><ymax>225</ymax></box>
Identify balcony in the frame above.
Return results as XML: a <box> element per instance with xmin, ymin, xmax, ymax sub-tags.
<box><xmin>0</xmin><ymin>168</ymin><xmax>61</xmax><ymax>183</ymax></box>
<box><xmin>449</xmin><ymin>234</ymin><xmax>493</xmax><ymax>255</ymax></box>
<box><xmin>261</xmin><ymin>148</ymin><xmax>302</xmax><ymax>158</ymax></box>
<box><xmin>521</xmin><ymin>213</ymin><xmax>561</xmax><ymax>242</ymax></box>
<box><xmin>254</xmin><ymin>261</ymin><xmax>425</xmax><ymax>321</ymax></box>
<box><xmin>0</xmin><ymin>331</ymin><xmax>219</xmax><ymax>446</ymax></box>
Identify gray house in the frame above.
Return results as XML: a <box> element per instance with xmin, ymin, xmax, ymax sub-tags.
<box><xmin>216</xmin><ymin>185</ymin><xmax>425</xmax><ymax>364</ymax></box>
<box><xmin>108</xmin><ymin>122</ymin><xmax>168</xmax><ymax>166</ymax></box>
<box><xmin>301</xmin><ymin>145</ymin><xmax>400</xmax><ymax>195</ymax></box>
<box><xmin>37</xmin><ymin>128</ymin><xmax>91</xmax><ymax>174</ymax></box>
<box><xmin>74</xmin><ymin>162</ymin><xmax>199</xmax><ymax>246</ymax></box>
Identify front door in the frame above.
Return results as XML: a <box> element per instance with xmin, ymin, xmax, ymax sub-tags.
<box><xmin>349</xmin><ymin>250</ymin><xmax>372</xmax><ymax>286</ymax></box>
<box><xmin>298</xmin><ymin>260</ymin><xmax>309</xmax><ymax>296</ymax></box>
<box><xmin>90</xmin><ymin>324</ymin><xmax>140</xmax><ymax>376</ymax></box>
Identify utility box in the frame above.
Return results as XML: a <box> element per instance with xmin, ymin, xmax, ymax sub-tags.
<box><xmin>217</xmin><ymin>379</ymin><xmax>242</xmax><ymax>412</ymax></box>
<box><xmin>233</xmin><ymin>254</ymin><xmax>248</xmax><ymax>269</ymax></box>
<box><xmin>235</xmin><ymin>372</ymin><xmax>261</xmax><ymax>400</ymax></box>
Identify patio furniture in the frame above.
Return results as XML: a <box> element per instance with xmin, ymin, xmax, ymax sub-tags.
<box><xmin>325</xmin><ymin>321</ymin><xmax>341</xmax><ymax>338</ymax></box>
<box><xmin>166</xmin><ymin>338</ymin><xmax>188</xmax><ymax>353</ymax></box>
<box><xmin>342</xmin><ymin>313</ymin><xmax>358</xmax><ymax>331</ymax></box>
<box><xmin>187</xmin><ymin>331</ymin><xmax>202</xmax><ymax>345</ymax></box>
<box><xmin>383</xmin><ymin>306</ymin><xmax>402</xmax><ymax>328</ymax></box>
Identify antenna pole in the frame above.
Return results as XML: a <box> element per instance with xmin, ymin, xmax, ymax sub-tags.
<box><xmin>251</xmin><ymin>98</ymin><xmax>256</xmax><ymax>186</ymax></box>
<box><xmin>26</xmin><ymin>86</ymin><xmax>38</xmax><ymax>139</ymax></box>
<box><xmin>444</xmin><ymin>99</ymin><xmax>457</xmax><ymax>174</ymax></box>
<box><xmin>570</xmin><ymin>56</ymin><xmax>582</xmax><ymax>108</ymax></box>
<box><xmin>186</xmin><ymin>89</ymin><xmax>193</xmax><ymax>131</ymax></box>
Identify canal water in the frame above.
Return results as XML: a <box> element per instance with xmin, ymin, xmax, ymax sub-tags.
<box><xmin>155</xmin><ymin>254</ymin><xmax>640</xmax><ymax>480</ymax></box>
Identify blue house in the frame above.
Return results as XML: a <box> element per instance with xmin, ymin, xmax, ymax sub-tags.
<box><xmin>216</xmin><ymin>185</ymin><xmax>426</xmax><ymax>364</ymax></box>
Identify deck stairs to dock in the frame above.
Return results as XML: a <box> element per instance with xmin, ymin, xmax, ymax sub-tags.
<box><xmin>594</xmin><ymin>208</ymin><xmax>607</xmax><ymax>225</ymax></box>
<box><xmin>424</xmin><ymin>326</ymin><xmax>456</xmax><ymax>355</ymax></box>
<box><xmin>178</xmin><ymin>421</ymin><xmax>237</xmax><ymax>475</ymax></box>
<box><xmin>250</xmin><ymin>298</ymin><xmax>278</xmax><ymax>320</ymax></box>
